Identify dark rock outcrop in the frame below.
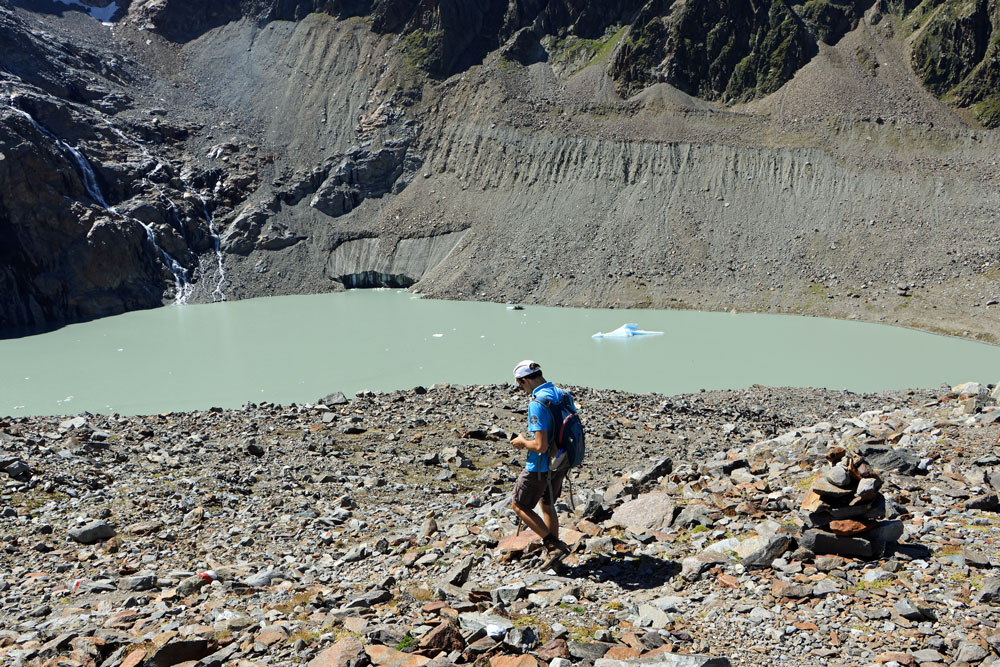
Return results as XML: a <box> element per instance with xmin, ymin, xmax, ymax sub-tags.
<box><xmin>609</xmin><ymin>0</ymin><xmax>824</xmax><ymax>102</ymax></box>
<box><xmin>0</xmin><ymin>103</ymin><xmax>166</xmax><ymax>331</ymax></box>
<box><xmin>910</xmin><ymin>0</ymin><xmax>1000</xmax><ymax>127</ymax></box>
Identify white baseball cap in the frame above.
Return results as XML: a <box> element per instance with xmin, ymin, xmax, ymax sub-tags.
<box><xmin>513</xmin><ymin>360</ymin><xmax>541</xmax><ymax>379</ymax></box>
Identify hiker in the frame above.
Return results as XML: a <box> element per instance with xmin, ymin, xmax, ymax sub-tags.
<box><xmin>510</xmin><ymin>359</ymin><xmax>572</xmax><ymax>567</ymax></box>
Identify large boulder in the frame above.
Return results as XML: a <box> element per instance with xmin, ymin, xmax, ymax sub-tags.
<box><xmin>610</xmin><ymin>492</ymin><xmax>676</xmax><ymax>533</ymax></box>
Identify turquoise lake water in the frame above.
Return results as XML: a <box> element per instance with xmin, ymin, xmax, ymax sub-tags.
<box><xmin>1</xmin><ymin>289</ymin><xmax>998</xmax><ymax>416</ymax></box>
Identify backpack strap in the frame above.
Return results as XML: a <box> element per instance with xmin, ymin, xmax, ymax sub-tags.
<box><xmin>530</xmin><ymin>395</ymin><xmax>560</xmax><ymax>459</ymax></box>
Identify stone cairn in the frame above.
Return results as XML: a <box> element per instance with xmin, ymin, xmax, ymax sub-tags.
<box><xmin>799</xmin><ymin>447</ymin><xmax>905</xmax><ymax>560</ymax></box>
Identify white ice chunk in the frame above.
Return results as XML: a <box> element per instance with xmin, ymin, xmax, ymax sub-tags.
<box><xmin>53</xmin><ymin>0</ymin><xmax>120</xmax><ymax>22</ymax></box>
<box><xmin>592</xmin><ymin>323</ymin><xmax>664</xmax><ymax>339</ymax></box>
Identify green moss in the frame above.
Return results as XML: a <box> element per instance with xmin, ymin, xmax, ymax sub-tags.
<box><xmin>911</xmin><ymin>0</ymin><xmax>990</xmax><ymax>95</ymax></box>
<box><xmin>721</xmin><ymin>1</ymin><xmax>818</xmax><ymax>102</ymax></box>
<box><xmin>401</xmin><ymin>29</ymin><xmax>444</xmax><ymax>75</ymax></box>
<box><xmin>973</xmin><ymin>96</ymin><xmax>1000</xmax><ymax>127</ymax></box>
<box><xmin>547</xmin><ymin>25</ymin><xmax>627</xmax><ymax>78</ymax></box>
<box><xmin>10</xmin><ymin>491</ymin><xmax>68</xmax><ymax>512</ymax></box>
<box><xmin>395</xmin><ymin>635</ymin><xmax>415</xmax><ymax>650</ymax></box>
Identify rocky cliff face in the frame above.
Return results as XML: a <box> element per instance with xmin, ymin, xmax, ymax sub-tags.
<box><xmin>908</xmin><ymin>0</ymin><xmax>1000</xmax><ymax>127</ymax></box>
<box><xmin>1</xmin><ymin>0</ymin><xmax>998</xmax><ymax>339</ymax></box>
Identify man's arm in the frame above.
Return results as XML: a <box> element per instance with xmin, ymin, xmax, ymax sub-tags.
<box><xmin>511</xmin><ymin>428</ymin><xmax>548</xmax><ymax>454</ymax></box>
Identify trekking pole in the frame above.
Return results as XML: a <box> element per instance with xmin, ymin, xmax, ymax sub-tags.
<box><xmin>516</xmin><ymin>517</ymin><xmax>523</xmax><ymax>536</ymax></box>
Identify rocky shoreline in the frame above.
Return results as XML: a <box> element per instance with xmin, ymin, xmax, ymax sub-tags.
<box><xmin>3</xmin><ymin>381</ymin><xmax>1000</xmax><ymax>667</ymax></box>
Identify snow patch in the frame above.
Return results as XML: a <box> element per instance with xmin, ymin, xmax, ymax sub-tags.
<box><xmin>53</xmin><ymin>0</ymin><xmax>120</xmax><ymax>22</ymax></box>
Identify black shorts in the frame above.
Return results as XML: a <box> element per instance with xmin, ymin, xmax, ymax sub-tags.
<box><xmin>513</xmin><ymin>467</ymin><xmax>567</xmax><ymax>510</ymax></box>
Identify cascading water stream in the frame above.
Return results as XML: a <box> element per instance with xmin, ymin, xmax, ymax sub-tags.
<box><xmin>106</xmin><ymin>121</ymin><xmax>226</xmax><ymax>301</ymax></box>
<box><xmin>4</xmin><ymin>100</ymin><xmax>195</xmax><ymax>304</ymax></box>
<box><xmin>189</xmin><ymin>191</ymin><xmax>227</xmax><ymax>302</ymax></box>
<box><xmin>7</xmin><ymin>106</ymin><xmax>110</xmax><ymax>208</ymax></box>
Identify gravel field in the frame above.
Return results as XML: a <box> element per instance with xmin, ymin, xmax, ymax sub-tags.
<box><xmin>4</xmin><ymin>380</ymin><xmax>1000</xmax><ymax>666</ymax></box>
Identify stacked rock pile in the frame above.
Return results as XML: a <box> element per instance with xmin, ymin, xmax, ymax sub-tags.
<box><xmin>799</xmin><ymin>449</ymin><xmax>906</xmax><ymax>560</ymax></box>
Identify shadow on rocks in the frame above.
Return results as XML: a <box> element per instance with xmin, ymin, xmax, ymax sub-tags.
<box><xmin>561</xmin><ymin>554</ymin><xmax>681</xmax><ymax>590</ymax></box>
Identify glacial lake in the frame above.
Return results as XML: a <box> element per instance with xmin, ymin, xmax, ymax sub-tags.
<box><xmin>1</xmin><ymin>289</ymin><xmax>998</xmax><ymax>416</ymax></box>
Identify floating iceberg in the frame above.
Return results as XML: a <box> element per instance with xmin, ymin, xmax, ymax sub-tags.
<box><xmin>592</xmin><ymin>323</ymin><xmax>664</xmax><ymax>339</ymax></box>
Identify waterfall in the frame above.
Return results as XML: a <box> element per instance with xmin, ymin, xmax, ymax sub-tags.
<box><xmin>4</xmin><ymin>100</ymin><xmax>194</xmax><ymax>304</ymax></box>
<box><xmin>138</xmin><ymin>220</ymin><xmax>194</xmax><ymax>304</ymax></box>
<box><xmin>198</xmin><ymin>195</ymin><xmax>227</xmax><ymax>302</ymax></box>
<box><xmin>7</xmin><ymin>106</ymin><xmax>110</xmax><ymax>208</ymax></box>
<box><xmin>174</xmin><ymin>178</ymin><xmax>228</xmax><ymax>302</ymax></box>
<box><xmin>107</xmin><ymin>120</ymin><xmax>227</xmax><ymax>301</ymax></box>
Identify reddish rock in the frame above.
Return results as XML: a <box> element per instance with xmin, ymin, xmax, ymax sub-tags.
<box><xmin>489</xmin><ymin>656</ymin><xmax>537</xmax><ymax>667</ymax></box>
<box><xmin>874</xmin><ymin>652</ymin><xmax>916</xmax><ymax>666</ymax></box>
<box><xmin>640</xmin><ymin>644</ymin><xmax>676</xmax><ymax>659</ymax></box>
<box><xmin>800</xmin><ymin>490</ymin><xmax>825</xmax><ymax>512</ymax></box>
<box><xmin>255</xmin><ymin>625</ymin><xmax>289</xmax><ymax>647</ymax></box>
<box><xmin>828</xmin><ymin>519</ymin><xmax>872</xmax><ymax>536</ymax></box>
<box><xmin>343</xmin><ymin>617</ymin><xmax>368</xmax><ymax>634</ymax></box>
<box><xmin>308</xmin><ymin>637</ymin><xmax>367</xmax><ymax>667</ymax></box>
<box><xmin>826</xmin><ymin>447</ymin><xmax>847</xmax><ymax>464</ymax></box>
<box><xmin>604</xmin><ymin>646</ymin><xmax>641</xmax><ymax>660</ymax></box>
<box><xmin>535</xmin><ymin>639</ymin><xmax>570</xmax><ymax>660</ymax></box>
<box><xmin>772</xmin><ymin>580</ymin><xmax>812</xmax><ymax>598</ymax></box>
<box><xmin>417</xmin><ymin>620</ymin><xmax>464</xmax><ymax>653</ymax></box>
<box><xmin>366</xmin><ymin>645</ymin><xmax>430</xmax><ymax>667</ymax></box>
<box><xmin>716</xmin><ymin>573</ymin><xmax>740</xmax><ymax>589</ymax></box>
<box><xmin>103</xmin><ymin>610</ymin><xmax>140</xmax><ymax>629</ymax></box>
<box><xmin>498</xmin><ymin>528</ymin><xmax>583</xmax><ymax>553</ymax></box>
<box><xmin>617</xmin><ymin>632</ymin><xmax>645</xmax><ymax>651</ymax></box>
<box><xmin>120</xmin><ymin>649</ymin><xmax>147</xmax><ymax>667</ymax></box>
<box><xmin>497</xmin><ymin>531</ymin><xmax>540</xmax><ymax>553</ymax></box>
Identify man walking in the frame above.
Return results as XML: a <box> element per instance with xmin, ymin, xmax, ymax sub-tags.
<box><xmin>510</xmin><ymin>359</ymin><xmax>572</xmax><ymax>568</ymax></box>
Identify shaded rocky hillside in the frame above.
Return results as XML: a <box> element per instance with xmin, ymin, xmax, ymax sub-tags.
<box><xmin>1</xmin><ymin>0</ymin><xmax>998</xmax><ymax>341</ymax></box>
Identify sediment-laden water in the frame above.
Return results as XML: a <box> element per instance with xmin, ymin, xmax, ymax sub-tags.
<box><xmin>1</xmin><ymin>289</ymin><xmax>998</xmax><ymax>416</ymax></box>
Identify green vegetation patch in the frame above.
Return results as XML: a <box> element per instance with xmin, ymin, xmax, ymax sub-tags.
<box><xmin>549</xmin><ymin>25</ymin><xmax>626</xmax><ymax>76</ymax></box>
<box><xmin>972</xmin><ymin>96</ymin><xmax>1000</xmax><ymax>128</ymax></box>
<box><xmin>911</xmin><ymin>0</ymin><xmax>991</xmax><ymax>95</ymax></box>
<box><xmin>401</xmin><ymin>29</ymin><xmax>444</xmax><ymax>74</ymax></box>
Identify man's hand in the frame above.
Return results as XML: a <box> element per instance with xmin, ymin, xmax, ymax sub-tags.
<box><xmin>511</xmin><ymin>430</ymin><xmax>547</xmax><ymax>454</ymax></box>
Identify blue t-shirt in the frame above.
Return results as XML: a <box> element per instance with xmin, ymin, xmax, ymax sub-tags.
<box><xmin>525</xmin><ymin>382</ymin><xmax>576</xmax><ymax>473</ymax></box>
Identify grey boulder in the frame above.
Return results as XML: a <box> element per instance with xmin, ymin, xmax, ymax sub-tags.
<box><xmin>69</xmin><ymin>520</ymin><xmax>116</xmax><ymax>544</ymax></box>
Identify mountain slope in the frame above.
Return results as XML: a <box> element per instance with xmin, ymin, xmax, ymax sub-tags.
<box><xmin>0</xmin><ymin>0</ymin><xmax>997</xmax><ymax>343</ymax></box>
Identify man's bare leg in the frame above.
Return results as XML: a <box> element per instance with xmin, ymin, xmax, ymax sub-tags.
<box><xmin>511</xmin><ymin>502</ymin><xmax>550</xmax><ymax>540</ymax></box>
<box><xmin>540</xmin><ymin>502</ymin><xmax>559</xmax><ymax>539</ymax></box>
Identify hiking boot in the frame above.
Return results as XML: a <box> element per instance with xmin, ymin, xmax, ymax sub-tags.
<box><xmin>540</xmin><ymin>550</ymin><xmax>564</xmax><ymax>572</ymax></box>
<box><xmin>543</xmin><ymin>534</ymin><xmax>570</xmax><ymax>556</ymax></box>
